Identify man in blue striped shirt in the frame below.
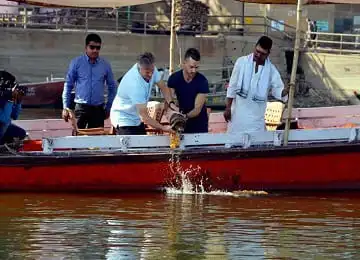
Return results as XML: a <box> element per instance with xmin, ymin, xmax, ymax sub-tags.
<box><xmin>62</xmin><ymin>33</ymin><xmax>117</xmax><ymax>129</ymax></box>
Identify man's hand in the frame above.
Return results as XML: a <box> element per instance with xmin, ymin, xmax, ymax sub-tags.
<box><xmin>182</xmin><ymin>112</ymin><xmax>188</xmax><ymax>121</ymax></box>
<box><xmin>166</xmin><ymin>101</ymin><xmax>179</xmax><ymax>112</ymax></box>
<box><xmin>162</xmin><ymin>125</ymin><xmax>175</xmax><ymax>134</ymax></box>
<box><xmin>282</xmin><ymin>85</ymin><xmax>291</xmax><ymax>97</ymax></box>
<box><xmin>223</xmin><ymin>108</ymin><xmax>231</xmax><ymax>122</ymax></box>
<box><xmin>62</xmin><ymin>108</ymin><xmax>71</xmax><ymax>122</ymax></box>
<box><xmin>12</xmin><ymin>88</ymin><xmax>24</xmax><ymax>104</ymax></box>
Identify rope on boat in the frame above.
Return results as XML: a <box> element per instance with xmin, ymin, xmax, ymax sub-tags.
<box><xmin>0</xmin><ymin>140</ymin><xmax>29</xmax><ymax>156</ymax></box>
<box><xmin>3</xmin><ymin>143</ymin><xmax>19</xmax><ymax>155</ymax></box>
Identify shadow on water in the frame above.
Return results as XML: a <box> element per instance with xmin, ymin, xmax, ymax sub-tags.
<box><xmin>0</xmin><ymin>192</ymin><xmax>359</xmax><ymax>259</ymax></box>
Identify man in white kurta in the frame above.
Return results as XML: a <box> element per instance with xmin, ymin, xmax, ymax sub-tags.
<box><xmin>224</xmin><ymin>36</ymin><xmax>289</xmax><ymax>134</ymax></box>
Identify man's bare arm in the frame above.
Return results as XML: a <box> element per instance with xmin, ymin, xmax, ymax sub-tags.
<box><xmin>169</xmin><ymin>88</ymin><xmax>176</xmax><ymax>100</ymax></box>
<box><xmin>185</xmin><ymin>94</ymin><xmax>207</xmax><ymax>119</ymax></box>
<box><xmin>136</xmin><ymin>104</ymin><xmax>173</xmax><ymax>132</ymax></box>
<box><xmin>157</xmin><ymin>80</ymin><xmax>173</xmax><ymax>104</ymax></box>
<box><xmin>270</xmin><ymin>65</ymin><xmax>289</xmax><ymax>101</ymax></box>
<box><xmin>223</xmin><ymin>57</ymin><xmax>242</xmax><ymax>122</ymax></box>
<box><xmin>223</xmin><ymin>97</ymin><xmax>233</xmax><ymax>122</ymax></box>
<box><xmin>225</xmin><ymin>98</ymin><xmax>233</xmax><ymax>111</ymax></box>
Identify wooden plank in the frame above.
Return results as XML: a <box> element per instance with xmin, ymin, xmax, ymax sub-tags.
<box><xmin>14</xmin><ymin>119</ymin><xmax>112</xmax><ymax>131</ymax></box>
<box><xmin>14</xmin><ymin>106</ymin><xmax>360</xmax><ymax>140</ymax></box>
<box><xmin>283</xmin><ymin>105</ymin><xmax>360</xmax><ymax>120</ymax></box>
<box><xmin>27</xmin><ymin>130</ymin><xmax>73</xmax><ymax>139</ymax></box>
<box><xmin>297</xmin><ymin>118</ymin><xmax>360</xmax><ymax>129</ymax></box>
<box><xmin>209</xmin><ymin>112</ymin><xmax>225</xmax><ymax>123</ymax></box>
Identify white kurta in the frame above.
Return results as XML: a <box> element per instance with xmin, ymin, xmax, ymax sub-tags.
<box><xmin>226</xmin><ymin>56</ymin><xmax>286</xmax><ymax>134</ymax></box>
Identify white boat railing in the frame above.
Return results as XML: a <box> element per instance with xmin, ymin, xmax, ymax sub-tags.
<box><xmin>40</xmin><ymin>127</ymin><xmax>360</xmax><ymax>154</ymax></box>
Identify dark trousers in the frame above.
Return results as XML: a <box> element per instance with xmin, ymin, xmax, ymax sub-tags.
<box><xmin>0</xmin><ymin>123</ymin><xmax>27</xmax><ymax>145</ymax></box>
<box><xmin>75</xmin><ymin>103</ymin><xmax>105</xmax><ymax>129</ymax></box>
<box><xmin>115</xmin><ymin>123</ymin><xmax>146</xmax><ymax>135</ymax></box>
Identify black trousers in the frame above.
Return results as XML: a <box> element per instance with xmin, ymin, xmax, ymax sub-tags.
<box><xmin>115</xmin><ymin>123</ymin><xmax>146</xmax><ymax>135</ymax></box>
<box><xmin>74</xmin><ymin>103</ymin><xmax>105</xmax><ymax>129</ymax></box>
<box><xmin>0</xmin><ymin>123</ymin><xmax>27</xmax><ymax>145</ymax></box>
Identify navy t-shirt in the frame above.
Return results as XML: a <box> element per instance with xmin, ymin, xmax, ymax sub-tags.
<box><xmin>167</xmin><ymin>70</ymin><xmax>209</xmax><ymax>133</ymax></box>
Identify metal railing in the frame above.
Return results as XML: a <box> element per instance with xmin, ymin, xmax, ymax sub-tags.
<box><xmin>0</xmin><ymin>4</ymin><xmax>285</xmax><ymax>38</ymax></box>
<box><xmin>306</xmin><ymin>31</ymin><xmax>360</xmax><ymax>54</ymax></box>
<box><xmin>265</xmin><ymin>17</ymin><xmax>297</xmax><ymax>41</ymax></box>
<box><xmin>3</xmin><ymin>4</ymin><xmax>359</xmax><ymax>55</ymax></box>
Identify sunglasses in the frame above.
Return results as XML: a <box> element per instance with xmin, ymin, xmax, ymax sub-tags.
<box><xmin>254</xmin><ymin>48</ymin><xmax>268</xmax><ymax>56</ymax></box>
<box><xmin>88</xmin><ymin>45</ymin><xmax>101</xmax><ymax>50</ymax></box>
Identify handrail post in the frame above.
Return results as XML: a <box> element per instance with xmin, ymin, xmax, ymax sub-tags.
<box><xmin>115</xmin><ymin>8</ymin><xmax>119</xmax><ymax>33</ymax></box>
<box><xmin>85</xmin><ymin>9</ymin><xmax>89</xmax><ymax>32</ymax></box>
<box><xmin>144</xmin><ymin>12</ymin><xmax>148</xmax><ymax>34</ymax></box>
<box><xmin>169</xmin><ymin>0</ymin><xmax>177</xmax><ymax>74</ymax></box>
<box><xmin>240</xmin><ymin>1</ymin><xmax>245</xmax><ymax>30</ymax></box>
<box><xmin>232</xmin><ymin>16</ymin><xmax>235</xmax><ymax>33</ymax></box>
<box><xmin>55</xmin><ymin>9</ymin><xmax>59</xmax><ymax>30</ymax></box>
<box><xmin>284</xmin><ymin>0</ymin><xmax>303</xmax><ymax>146</ymax></box>
<box><xmin>264</xmin><ymin>16</ymin><xmax>267</xmax><ymax>35</ymax></box>
<box><xmin>23</xmin><ymin>7</ymin><xmax>27</xmax><ymax>29</ymax></box>
<box><xmin>340</xmin><ymin>34</ymin><xmax>343</xmax><ymax>55</ymax></box>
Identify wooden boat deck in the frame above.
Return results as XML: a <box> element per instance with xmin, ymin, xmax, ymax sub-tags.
<box><xmin>13</xmin><ymin>105</ymin><xmax>360</xmax><ymax>139</ymax></box>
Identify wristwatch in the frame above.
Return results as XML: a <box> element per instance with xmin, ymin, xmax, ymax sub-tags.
<box><xmin>168</xmin><ymin>101</ymin><xmax>176</xmax><ymax>110</ymax></box>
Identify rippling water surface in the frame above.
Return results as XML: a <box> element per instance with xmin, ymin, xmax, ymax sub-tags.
<box><xmin>0</xmin><ymin>192</ymin><xmax>359</xmax><ymax>260</ymax></box>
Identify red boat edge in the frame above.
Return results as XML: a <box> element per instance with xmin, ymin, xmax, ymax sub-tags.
<box><xmin>1</xmin><ymin>142</ymin><xmax>360</xmax><ymax>192</ymax></box>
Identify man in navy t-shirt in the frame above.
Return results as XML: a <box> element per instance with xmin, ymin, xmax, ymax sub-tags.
<box><xmin>167</xmin><ymin>48</ymin><xmax>210</xmax><ymax>133</ymax></box>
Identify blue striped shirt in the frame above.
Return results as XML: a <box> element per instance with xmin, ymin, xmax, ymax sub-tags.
<box><xmin>62</xmin><ymin>54</ymin><xmax>117</xmax><ymax>111</ymax></box>
<box><xmin>0</xmin><ymin>101</ymin><xmax>21</xmax><ymax>139</ymax></box>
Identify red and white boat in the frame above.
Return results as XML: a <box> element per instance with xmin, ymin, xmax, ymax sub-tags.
<box><xmin>21</xmin><ymin>80</ymin><xmax>64</xmax><ymax>108</ymax></box>
<box><xmin>0</xmin><ymin>104</ymin><xmax>359</xmax><ymax>193</ymax></box>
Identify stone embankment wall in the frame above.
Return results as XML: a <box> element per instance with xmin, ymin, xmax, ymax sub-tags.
<box><xmin>0</xmin><ymin>28</ymin><xmax>357</xmax><ymax>107</ymax></box>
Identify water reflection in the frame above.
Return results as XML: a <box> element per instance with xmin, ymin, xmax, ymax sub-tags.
<box><xmin>0</xmin><ymin>193</ymin><xmax>359</xmax><ymax>259</ymax></box>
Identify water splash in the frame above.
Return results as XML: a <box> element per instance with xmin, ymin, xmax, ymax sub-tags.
<box><xmin>166</xmin><ymin>151</ymin><xmax>268</xmax><ymax>197</ymax></box>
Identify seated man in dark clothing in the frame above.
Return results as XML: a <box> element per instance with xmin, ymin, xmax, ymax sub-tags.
<box><xmin>0</xmin><ymin>121</ymin><xmax>27</xmax><ymax>145</ymax></box>
<box><xmin>167</xmin><ymin>48</ymin><xmax>210</xmax><ymax>133</ymax></box>
<box><xmin>0</xmin><ymin>71</ymin><xmax>27</xmax><ymax>145</ymax></box>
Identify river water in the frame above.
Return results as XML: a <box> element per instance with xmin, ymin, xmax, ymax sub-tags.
<box><xmin>0</xmin><ymin>192</ymin><xmax>359</xmax><ymax>260</ymax></box>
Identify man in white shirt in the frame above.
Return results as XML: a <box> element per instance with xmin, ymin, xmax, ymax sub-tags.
<box><xmin>110</xmin><ymin>52</ymin><xmax>178</xmax><ymax>135</ymax></box>
<box><xmin>224</xmin><ymin>36</ymin><xmax>289</xmax><ymax>134</ymax></box>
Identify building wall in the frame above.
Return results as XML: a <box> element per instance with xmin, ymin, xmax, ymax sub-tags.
<box><xmin>0</xmin><ymin>28</ymin><xmax>269</xmax><ymax>84</ymax></box>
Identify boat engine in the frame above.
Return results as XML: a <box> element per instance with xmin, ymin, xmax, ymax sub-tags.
<box><xmin>165</xmin><ymin>109</ymin><xmax>187</xmax><ymax>149</ymax></box>
<box><xmin>168</xmin><ymin>110</ymin><xmax>187</xmax><ymax>133</ymax></box>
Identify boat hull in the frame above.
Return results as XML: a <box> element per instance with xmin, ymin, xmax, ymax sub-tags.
<box><xmin>21</xmin><ymin>80</ymin><xmax>64</xmax><ymax>108</ymax></box>
<box><xmin>1</xmin><ymin>143</ymin><xmax>360</xmax><ymax>192</ymax></box>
